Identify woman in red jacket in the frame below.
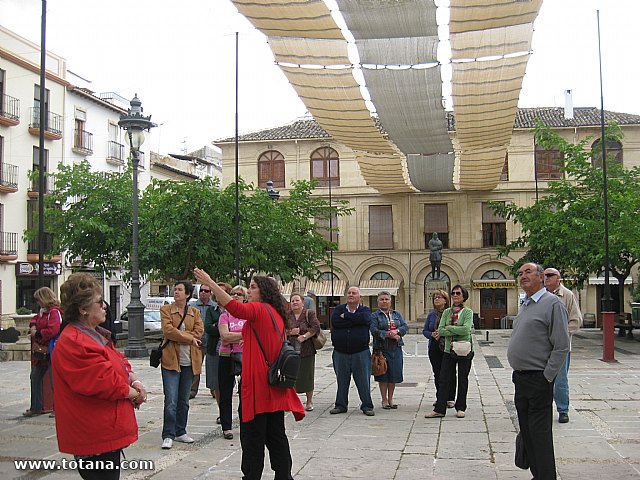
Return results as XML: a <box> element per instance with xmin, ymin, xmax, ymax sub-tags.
<box><xmin>54</xmin><ymin>273</ymin><xmax>147</xmax><ymax>480</ymax></box>
<box><xmin>24</xmin><ymin>287</ymin><xmax>61</xmax><ymax>417</ymax></box>
<box><xmin>195</xmin><ymin>268</ymin><xmax>304</xmax><ymax>480</ymax></box>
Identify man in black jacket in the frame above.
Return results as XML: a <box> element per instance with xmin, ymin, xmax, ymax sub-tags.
<box><xmin>330</xmin><ymin>286</ymin><xmax>374</xmax><ymax>416</ymax></box>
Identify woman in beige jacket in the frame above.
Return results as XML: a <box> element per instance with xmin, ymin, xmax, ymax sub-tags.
<box><xmin>160</xmin><ymin>280</ymin><xmax>204</xmax><ymax>449</ymax></box>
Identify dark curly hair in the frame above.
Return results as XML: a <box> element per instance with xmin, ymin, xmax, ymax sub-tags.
<box><xmin>253</xmin><ymin>276</ymin><xmax>289</xmax><ymax>328</ymax></box>
<box><xmin>60</xmin><ymin>272</ymin><xmax>102</xmax><ymax>323</ymax></box>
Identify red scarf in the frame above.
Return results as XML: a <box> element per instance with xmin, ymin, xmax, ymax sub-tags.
<box><xmin>451</xmin><ymin>304</ymin><xmax>463</xmax><ymax>325</ymax></box>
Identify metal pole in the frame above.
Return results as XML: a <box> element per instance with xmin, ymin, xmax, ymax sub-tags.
<box><xmin>124</xmin><ymin>133</ymin><xmax>146</xmax><ymax>357</ymax></box>
<box><xmin>329</xmin><ymin>167</ymin><xmax>334</xmax><ymax>323</ymax></box>
<box><xmin>234</xmin><ymin>31</ymin><xmax>240</xmax><ymax>286</ymax></box>
<box><xmin>37</xmin><ymin>0</ymin><xmax>47</xmax><ymax>288</ymax></box>
<box><xmin>597</xmin><ymin>10</ymin><xmax>613</xmax><ymax>314</ymax></box>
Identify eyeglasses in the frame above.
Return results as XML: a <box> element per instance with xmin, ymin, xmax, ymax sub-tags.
<box><xmin>433</xmin><ymin>295</ymin><xmax>445</xmax><ymax>299</ymax></box>
<box><xmin>544</xmin><ymin>273</ymin><xmax>558</xmax><ymax>278</ymax></box>
<box><xmin>200</xmin><ymin>289</ymin><xmax>211</xmax><ymax>293</ymax></box>
<box><xmin>451</xmin><ymin>291</ymin><xmax>463</xmax><ymax>296</ymax></box>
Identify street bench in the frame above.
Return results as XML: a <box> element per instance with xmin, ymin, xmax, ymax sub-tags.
<box><xmin>614</xmin><ymin>313</ymin><xmax>636</xmax><ymax>339</ymax></box>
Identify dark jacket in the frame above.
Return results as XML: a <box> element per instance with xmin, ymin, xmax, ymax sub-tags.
<box><xmin>204</xmin><ymin>305</ymin><xmax>222</xmax><ymax>356</ymax></box>
<box><xmin>330</xmin><ymin>303</ymin><xmax>372</xmax><ymax>354</ymax></box>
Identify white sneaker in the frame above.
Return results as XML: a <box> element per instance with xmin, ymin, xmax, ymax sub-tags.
<box><xmin>162</xmin><ymin>438</ymin><xmax>173</xmax><ymax>449</ymax></box>
<box><xmin>175</xmin><ymin>434</ymin><xmax>194</xmax><ymax>443</ymax></box>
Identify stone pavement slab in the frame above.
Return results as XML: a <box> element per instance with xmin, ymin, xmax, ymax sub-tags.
<box><xmin>0</xmin><ymin>329</ymin><xmax>639</xmax><ymax>479</ymax></box>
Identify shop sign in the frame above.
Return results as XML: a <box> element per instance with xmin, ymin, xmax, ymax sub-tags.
<box><xmin>472</xmin><ymin>280</ymin><xmax>517</xmax><ymax>289</ymax></box>
<box><xmin>16</xmin><ymin>262</ymin><xmax>62</xmax><ymax>277</ymax></box>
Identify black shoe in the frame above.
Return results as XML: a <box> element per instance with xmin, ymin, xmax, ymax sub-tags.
<box><xmin>330</xmin><ymin>407</ymin><xmax>347</xmax><ymax>414</ymax></box>
<box><xmin>559</xmin><ymin>412</ymin><xmax>569</xmax><ymax>423</ymax></box>
<box><xmin>363</xmin><ymin>409</ymin><xmax>375</xmax><ymax>416</ymax></box>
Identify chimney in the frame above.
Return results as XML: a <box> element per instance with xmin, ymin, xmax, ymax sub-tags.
<box><xmin>564</xmin><ymin>89</ymin><xmax>574</xmax><ymax>120</ymax></box>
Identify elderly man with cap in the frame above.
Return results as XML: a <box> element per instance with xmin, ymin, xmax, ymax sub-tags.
<box><xmin>544</xmin><ymin>267</ymin><xmax>583</xmax><ymax>424</ymax></box>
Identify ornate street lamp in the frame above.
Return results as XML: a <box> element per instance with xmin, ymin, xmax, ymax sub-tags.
<box><xmin>118</xmin><ymin>94</ymin><xmax>156</xmax><ymax>358</ymax></box>
<box><xmin>266</xmin><ymin>179</ymin><xmax>280</xmax><ymax>201</ymax></box>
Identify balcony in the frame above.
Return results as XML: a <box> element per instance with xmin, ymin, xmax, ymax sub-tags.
<box><xmin>0</xmin><ymin>94</ymin><xmax>20</xmax><ymax>127</ymax></box>
<box><xmin>0</xmin><ymin>231</ymin><xmax>18</xmax><ymax>261</ymax></box>
<box><xmin>0</xmin><ymin>163</ymin><xmax>19</xmax><ymax>193</ymax></box>
<box><xmin>27</xmin><ymin>172</ymin><xmax>56</xmax><ymax>198</ymax></box>
<box><xmin>73</xmin><ymin>129</ymin><xmax>94</xmax><ymax>156</ymax></box>
<box><xmin>28</xmin><ymin>107</ymin><xmax>63</xmax><ymax>140</ymax></box>
<box><xmin>106</xmin><ymin>140</ymin><xmax>125</xmax><ymax>166</ymax></box>
<box><xmin>27</xmin><ymin>232</ymin><xmax>60</xmax><ymax>262</ymax></box>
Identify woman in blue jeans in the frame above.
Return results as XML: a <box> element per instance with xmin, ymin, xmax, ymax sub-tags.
<box><xmin>159</xmin><ymin>280</ymin><xmax>204</xmax><ymax>449</ymax></box>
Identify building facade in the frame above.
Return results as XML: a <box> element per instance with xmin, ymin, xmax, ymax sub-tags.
<box><xmin>216</xmin><ymin>110</ymin><xmax>640</xmax><ymax>327</ymax></box>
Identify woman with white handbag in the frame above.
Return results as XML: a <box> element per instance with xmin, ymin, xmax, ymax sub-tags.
<box><xmin>425</xmin><ymin>284</ymin><xmax>474</xmax><ymax>419</ymax></box>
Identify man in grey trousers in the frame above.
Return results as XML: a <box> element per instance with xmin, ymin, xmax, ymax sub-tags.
<box><xmin>507</xmin><ymin>263</ymin><xmax>569</xmax><ymax>480</ymax></box>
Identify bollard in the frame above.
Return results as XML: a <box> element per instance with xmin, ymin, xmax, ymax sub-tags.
<box><xmin>602</xmin><ymin>311</ymin><xmax>615</xmax><ymax>362</ymax></box>
<box><xmin>486</xmin><ymin>331</ymin><xmax>489</xmax><ymax>342</ymax></box>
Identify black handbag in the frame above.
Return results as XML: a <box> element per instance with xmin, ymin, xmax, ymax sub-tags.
<box><xmin>149</xmin><ymin>306</ymin><xmax>188</xmax><ymax>368</ymax></box>
<box><xmin>252</xmin><ymin>304</ymin><xmax>301</xmax><ymax>389</ymax></box>
<box><xmin>515</xmin><ymin>431</ymin><xmax>529</xmax><ymax>469</ymax></box>
<box><xmin>230</xmin><ymin>352</ymin><xmax>243</xmax><ymax>376</ymax></box>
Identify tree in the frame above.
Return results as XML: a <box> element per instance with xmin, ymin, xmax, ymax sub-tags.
<box><xmin>33</xmin><ymin>160</ymin><xmax>133</xmax><ymax>271</ymax></box>
<box><xmin>490</xmin><ymin>121</ymin><xmax>640</xmax><ymax>311</ymax></box>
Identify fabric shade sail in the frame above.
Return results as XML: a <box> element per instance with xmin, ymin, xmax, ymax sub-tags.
<box><xmin>358</xmin><ymin>279</ymin><xmax>402</xmax><ymax>297</ymax></box>
<box><xmin>355</xmin><ymin>152</ymin><xmax>413</xmax><ymax>194</ymax></box>
<box><xmin>304</xmin><ymin>280</ymin><xmax>347</xmax><ymax>297</ymax></box>
<box><xmin>407</xmin><ymin>153</ymin><xmax>455</xmax><ymax>192</ymax></box>
<box><xmin>231</xmin><ymin>0</ymin><xmax>343</xmax><ymax>39</ymax></box>
<box><xmin>450</xmin><ymin>0</ymin><xmax>542</xmax><ymax>191</ymax></box>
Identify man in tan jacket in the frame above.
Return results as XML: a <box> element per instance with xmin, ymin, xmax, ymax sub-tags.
<box><xmin>544</xmin><ymin>268</ymin><xmax>583</xmax><ymax>424</ymax></box>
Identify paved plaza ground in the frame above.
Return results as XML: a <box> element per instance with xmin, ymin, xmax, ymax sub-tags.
<box><xmin>0</xmin><ymin>329</ymin><xmax>639</xmax><ymax>479</ymax></box>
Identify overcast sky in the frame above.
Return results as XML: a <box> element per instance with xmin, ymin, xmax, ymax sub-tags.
<box><xmin>1</xmin><ymin>0</ymin><xmax>638</xmax><ymax>155</ymax></box>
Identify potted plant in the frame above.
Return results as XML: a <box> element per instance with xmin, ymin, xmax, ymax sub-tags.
<box><xmin>11</xmin><ymin>307</ymin><xmax>34</xmax><ymax>337</ymax></box>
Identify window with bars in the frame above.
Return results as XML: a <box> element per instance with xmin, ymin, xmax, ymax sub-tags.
<box><xmin>310</xmin><ymin>147</ymin><xmax>339</xmax><ymax>187</ymax></box>
<box><xmin>424</xmin><ymin>203</ymin><xmax>449</xmax><ymax>249</ymax></box>
<box><xmin>258</xmin><ymin>150</ymin><xmax>285</xmax><ymax>188</ymax></box>
<box><xmin>369</xmin><ymin>205</ymin><xmax>393</xmax><ymax>250</ymax></box>
<box><xmin>482</xmin><ymin>202</ymin><xmax>506</xmax><ymax>247</ymax></box>
<box><xmin>535</xmin><ymin>145</ymin><xmax>564</xmax><ymax>180</ymax></box>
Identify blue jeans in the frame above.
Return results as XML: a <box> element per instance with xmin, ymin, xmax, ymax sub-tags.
<box><xmin>554</xmin><ymin>351</ymin><xmax>570</xmax><ymax>413</ymax></box>
<box><xmin>30</xmin><ymin>363</ymin><xmax>49</xmax><ymax>412</ymax></box>
<box><xmin>332</xmin><ymin>349</ymin><xmax>373</xmax><ymax>411</ymax></box>
<box><xmin>161</xmin><ymin>366</ymin><xmax>194</xmax><ymax>439</ymax></box>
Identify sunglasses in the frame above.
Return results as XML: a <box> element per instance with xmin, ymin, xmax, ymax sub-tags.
<box><xmin>451</xmin><ymin>291</ymin><xmax>463</xmax><ymax>295</ymax></box>
<box><xmin>231</xmin><ymin>292</ymin><xmax>244</xmax><ymax>296</ymax></box>
<box><xmin>200</xmin><ymin>289</ymin><xmax>211</xmax><ymax>293</ymax></box>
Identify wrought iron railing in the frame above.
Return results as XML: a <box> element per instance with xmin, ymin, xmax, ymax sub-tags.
<box><xmin>74</xmin><ymin>129</ymin><xmax>94</xmax><ymax>154</ymax></box>
<box><xmin>29</xmin><ymin>107</ymin><xmax>63</xmax><ymax>136</ymax></box>
<box><xmin>107</xmin><ymin>140</ymin><xmax>124</xmax><ymax>162</ymax></box>
<box><xmin>0</xmin><ymin>231</ymin><xmax>18</xmax><ymax>256</ymax></box>
<box><xmin>0</xmin><ymin>163</ymin><xmax>19</xmax><ymax>189</ymax></box>
<box><xmin>0</xmin><ymin>94</ymin><xmax>20</xmax><ymax>122</ymax></box>
<box><xmin>29</xmin><ymin>172</ymin><xmax>56</xmax><ymax>194</ymax></box>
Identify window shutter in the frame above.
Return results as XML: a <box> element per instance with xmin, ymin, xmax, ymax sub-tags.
<box><xmin>482</xmin><ymin>202</ymin><xmax>505</xmax><ymax>223</ymax></box>
<box><xmin>369</xmin><ymin>205</ymin><xmax>393</xmax><ymax>249</ymax></box>
<box><xmin>424</xmin><ymin>204</ymin><xmax>448</xmax><ymax>233</ymax></box>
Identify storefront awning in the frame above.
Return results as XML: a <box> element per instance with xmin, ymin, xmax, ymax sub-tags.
<box><xmin>472</xmin><ymin>280</ymin><xmax>517</xmax><ymax>289</ymax></box>
<box><xmin>588</xmin><ymin>277</ymin><xmax>632</xmax><ymax>285</ymax></box>
<box><xmin>358</xmin><ymin>280</ymin><xmax>402</xmax><ymax>296</ymax></box>
<box><xmin>279</xmin><ymin>281</ymin><xmax>295</xmax><ymax>301</ymax></box>
<box><xmin>305</xmin><ymin>280</ymin><xmax>347</xmax><ymax>297</ymax></box>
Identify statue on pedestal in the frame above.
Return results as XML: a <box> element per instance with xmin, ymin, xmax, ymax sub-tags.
<box><xmin>428</xmin><ymin>232</ymin><xmax>443</xmax><ymax>280</ymax></box>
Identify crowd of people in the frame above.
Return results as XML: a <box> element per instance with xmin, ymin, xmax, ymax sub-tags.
<box><xmin>22</xmin><ymin>261</ymin><xmax>577</xmax><ymax>480</ymax></box>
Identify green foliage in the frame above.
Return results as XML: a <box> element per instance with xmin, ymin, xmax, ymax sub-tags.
<box><xmin>33</xmin><ymin>160</ymin><xmax>133</xmax><ymax>271</ymax></box>
<box><xmin>489</xmin><ymin>120</ymin><xmax>640</xmax><ymax>308</ymax></box>
<box><xmin>16</xmin><ymin>306</ymin><xmax>32</xmax><ymax>315</ymax></box>
<box><xmin>33</xmin><ymin>164</ymin><xmax>353</xmax><ymax>285</ymax></box>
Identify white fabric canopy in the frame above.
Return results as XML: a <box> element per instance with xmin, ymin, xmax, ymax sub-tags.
<box><xmin>407</xmin><ymin>153</ymin><xmax>456</xmax><ymax>192</ymax></box>
<box><xmin>449</xmin><ymin>0</ymin><xmax>543</xmax><ymax>34</ymax></box>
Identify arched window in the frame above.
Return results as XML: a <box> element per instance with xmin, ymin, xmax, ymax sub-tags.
<box><xmin>371</xmin><ymin>271</ymin><xmax>393</xmax><ymax>281</ymax></box>
<box><xmin>425</xmin><ymin>272</ymin><xmax>450</xmax><ymax>283</ymax></box>
<box><xmin>591</xmin><ymin>139</ymin><xmax>623</xmax><ymax>168</ymax></box>
<box><xmin>481</xmin><ymin>270</ymin><xmax>506</xmax><ymax>280</ymax></box>
<box><xmin>321</xmin><ymin>271</ymin><xmax>339</xmax><ymax>282</ymax></box>
<box><xmin>311</xmin><ymin>147</ymin><xmax>340</xmax><ymax>187</ymax></box>
<box><xmin>258</xmin><ymin>150</ymin><xmax>285</xmax><ymax>188</ymax></box>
